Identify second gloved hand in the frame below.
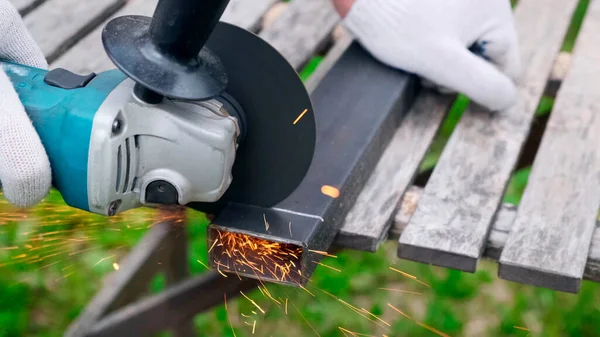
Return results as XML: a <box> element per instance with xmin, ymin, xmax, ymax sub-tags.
<box><xmin>0</xmin><ymin>0</ymin><xmax>52</xmax><ymax>207</ymax></box>
<box><xmin>334</xmin><ymin>0</ymin><xmax>521</xmax><ymax>111</ymax></box>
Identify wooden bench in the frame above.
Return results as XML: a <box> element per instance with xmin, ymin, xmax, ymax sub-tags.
<box><xmin>9</xmin><ymin>0</ymin><xmax>600</xmax><ymax>335</ymax></box>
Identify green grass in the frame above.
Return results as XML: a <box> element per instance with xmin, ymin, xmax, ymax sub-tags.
<box><xmin>4</xmin><ymin>199</ymin><xmax>599</xmax><ymax>337</ymax></box>
<box><xmin>1</xmin><ymin>1</ymin><xmax>599</xmax><ymax>336</ymax></box>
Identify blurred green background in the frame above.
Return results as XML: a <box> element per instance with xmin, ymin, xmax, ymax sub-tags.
<box><xmin>1</xmin><ymin>0</ymin><xmax>599</xmax><ymax>336</ymax></box>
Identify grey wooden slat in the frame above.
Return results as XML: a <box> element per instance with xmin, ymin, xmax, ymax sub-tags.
<box><xmin>221</xmin><ymin>0</ymin><xmax>277</xmax><ymax>32</ymax></box>
<box><xmin>65</xmin><ymin>222</ymin><xmax>172</xmax><ymax>337</ymax></box>
<box><xmin>221</xmin><ymin>0</ymin><xmax>275</xmax><ymax>30</ymax></box>
<box><xmin>10</xmin><ymin>0</ymin><xmax>43</xmax><ymax>15</ymax></box>
<box><xmin>397</xmin><ymin>0</ymin><xmax>580</xmax><ymax>272</ymax></box>
<box><xmin>259</xmin><ymin>0</ymin><xmax>340</xmax><ymax>70</ymax></box>
<box><xmin>335</xmin><ymin>91</ymin><xmax>454</xmax><ymax>251</ymax></box>
<box><xmin>23</xmin><ymin>0</ymin><xmax>126</xmax><ymax>63</ymax></box>
<box><xmin>390</xmin><ymin>186</ymin><xmax>600</xmax><ymax>289</ymax></box>
<box><xmin>50</xmin><ymin>0</ymin><xmax>157</xmax><ymax>73</ymax></box>
<box><xmin>262</xmin><ymin>1</ymin><xmax>288</xmax><ymax>28</ymax></box>
<box><xmin>498</xmin><ymin>0</ymin><xmax>600</xmax><ymax>294</ymax></box>
<box><xmin>51</xmin><ymin>0</ymin><xmax>271</xmax><ymax>74</ymax></box>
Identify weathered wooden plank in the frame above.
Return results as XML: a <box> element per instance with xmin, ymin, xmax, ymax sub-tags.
<box><xmin>50</xmin><ymin>0</ymin><xmax>157</xmax><ymax>73</ymax></box>
<box><xmin>335</xmin><ymin>91</ymin><xmax>453</xmax><ymax>251</ymax></box>
<box><xmin>390</xmin><ymin>187</ymin><xmax>600</xmax><ymax>289</ymax></box>
<box><xmin>65</xmin><ymin>222</ymin><xmax>172</xmax><ymax>337</ymax></box>
<box><xmin>51</xmin><ymin>0</ymin><xmax>272</xmax><ymax>74</ymax></box>
<box><xmin>498</xmin><ymin>0</ymin><xmax>600</xmax><ymax>294</ymax></box>
<box><xmin>221</xmin><ymin>0</ymin><xmax>277</xmax><ymax>32</ymax></box>
<box><xmin>397</xmin><ymin>0</ymin><xmax>580</xmax><ymax>272</ymax></box>
<box><xmin>10</xmin><ymin>0</ymin><xmax>43</xmax><ymax>15</ymax></box>
<box><xmin>259</xmin><ymin>0</ymin><xmax>340</xmax><ymax>70</ymax></box>
<box><xmin>86</xmin><ymin>272</ymin><xmax>259</xmax><ymax>337</ymax></box>
<box><xmin>262</xmin><ymin>1</ymin><xmax>288</xmax><ymax>28</ymax></box>
<box><xmin>23</xmin><ymin>0</ymin><xmax>125</xmax><ymax>63</ymax></box>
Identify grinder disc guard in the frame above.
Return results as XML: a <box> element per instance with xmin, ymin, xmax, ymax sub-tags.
<box><xmin>190</xmin><ymin>22</ymin><xmax>316</xmax><ymax>212</ymax></box>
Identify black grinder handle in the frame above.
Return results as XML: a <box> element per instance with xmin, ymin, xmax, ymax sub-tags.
<box><xmin>150</xmin><ymin>0</ymin><xmax>231</xmax><ymax>63</ymax></box>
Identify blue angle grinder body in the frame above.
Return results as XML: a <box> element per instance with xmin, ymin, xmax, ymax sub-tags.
<box><xmin>0</xmin><ymin>0</ymin><xmax>316</xmax><ymax>216</ymax></box>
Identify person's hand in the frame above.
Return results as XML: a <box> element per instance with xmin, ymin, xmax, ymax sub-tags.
<box><xmin>0</xmin><ymin>0</ymin><xmax>51</xmax><ymax>207</ymax></box>
<box><xmin>332</xmin><ymin>0</ymin><xmax>521</xmax><ymax>111</ymax></box>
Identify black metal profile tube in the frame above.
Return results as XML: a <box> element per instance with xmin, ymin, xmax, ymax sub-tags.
<box><xmin>207</xmin><ymin>42</ymin><xmax>420</xmax><ymax>286</ymax></box>
<box><xmin>149</xmin><ymin>0</ymin><xmax>231</xmax><ymax>63</ymax></box>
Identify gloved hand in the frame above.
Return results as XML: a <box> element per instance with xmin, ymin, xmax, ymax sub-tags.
<box><xmin>0</xmin><ymin>0</ymin><xmax>51</xmax><ymax>207</ymax></box>
<box><xmin>332</xmin><ymin>0</ymin><xmax>521</xmax><ymax>111</ymax></box>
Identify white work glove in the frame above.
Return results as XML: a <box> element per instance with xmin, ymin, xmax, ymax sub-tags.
<box><xmin>334</xmin><ymin>0</ymin><xmax>521</xmax><ymax>111</ymax></box>
<box><xmin>0</xmin><ymin>0</ymin><xmax>51</xmax><ymax>207</ymax></box>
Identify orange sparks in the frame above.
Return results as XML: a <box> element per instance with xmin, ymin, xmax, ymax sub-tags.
<box><xmin>388</xmin><ymin>303</ymin><xmax>451</xmax><ymax>337</ymax></box>
<box><xmin>285</xmin><ymin>298</ymin><xmax>288</xmax><ymax>314</ymax></box>
<box><xmin>321</xmin><ymin>185</ymin><xmax>340</xmax><ymax>198</ymax></box>
<box><xmin>308</xmin><ymin>249</ymin><xmax>337</xmax><ymax>258</ymax></box>
<box><xmin>299</xmin><ymin>284</ymin><xmax>315</xmax><ymax>297</ymax></box>
<box><xmin>112</xmin><ymin>262</ymin><xmax>120</xmax><ymax>271</ymax></box>
<box><xmin>41</xmin><ymin>260</ymin><xmax>62</xmax><ymax>269</ymax></box>
<box><xmin>293</xmin><ymin>108</ymin><xmax>308</xmax><ymax>125</ymax></box>
<box><xmin>318</xmin><ymin>288</ymin><xmax>388</xmax><ymax>329</ymax></box>
<box><xmin>378</xmin><ymin>288</ymin><xmax>423</xmax><ymax>295</ymax></box>
<box><xmin>93</xmin><ymin>255</ymin><xmax>115</xmax><ymax>267</ymax></box>
<box><xmin>514</xmin><ymin>326</ymin><xmax>530</xmax><ymax>331</ymax></box>
<box><xmin>215</xmin><ymin>260</ymin><xmax>228</xmax><ymax>278</ymax></box>
<box><xmin>290</xmin><ymin>300</ymin><xmax>321</xmax><ymax>337</ymax></box>
<box><xmin>263</xmin><ymin>214</ymin><xmax>269</xmax><ymax>231</ymax></box>
<box><xmin>252</xmin><ymin>320</ymin><xmax>256</xmax><ymax>334</ymax></box>
<box><xmin>313</xmin><ymin>260</ymin><xmax>341</xmax><ymax>272</ymax></box>
<box><xmin>240</xmin><ymin>291</ymin><xmax>265</xmax><ymax>314</ymax></box>
<box><xmin>387</xmin><ymin>303</ymin><xmax>412</xmax><ymax>320</ymax></box>
<box><xmin>208</xmin><ymin>238</ymin><xmax>219</xmax><ymax>253</ymax></box>
<box><xmin>208</xmin><ymin>229</ymin><xmax>303</xmax><ymax>283</ymax></box>
<box><xmin>389</xmin><ymin>267</ymin><xmax>431</xmax><ymax>288</ymax></box>
<box><xmin>197</xmin><ymin>259</ymin><xmax>210</xmax><ymax>270</ymax></box>
<box><xmin>338</xmin><ymin>327</ymin><xmax>377</xmax><ymax>337</ymax></box>
<box><xmin>388</xmin><ymin>267</ymin><xmax>417</xmax><ymax>279</ymax></box>
<box><xmin>260</xmin><ymin>286</ymin><xmax>281</xmax><ymax>306</ymax></box>
<box><xmin>224</xmin><ymin>294</ymin><xmax>237</xmax><ymax>337</ymax></box>
<box><xmin>360</xmin><ymin>308</ymin><xmax>390</xmax><ymax>327</ymax></box>
<box><xmin>56</xmin><ymin>271</ymin><xmax>75</xmax><ymax>281</ymax></box>
<box><xmin>414</xmin><ymin>321</ymin><xmax>452</xmax><ymax>337</ymax></box>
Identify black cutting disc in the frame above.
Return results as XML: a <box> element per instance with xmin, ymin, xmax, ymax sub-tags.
<box><xmin>190</xmin><ymin>22</ymin><xmax>316</xmax><ymax>211</ymax></box>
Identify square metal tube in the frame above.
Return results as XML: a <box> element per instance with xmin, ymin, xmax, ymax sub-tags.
<box><xmin>208</xmin><ymin>42</ymin><xmax>419</xmax><ymax>286</ymax></box>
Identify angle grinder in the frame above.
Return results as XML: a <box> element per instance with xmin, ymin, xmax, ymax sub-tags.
<box><xmin>0</xmin><ymin>0</ymin><xmax>316</xmax><ymax>216</ymax></box>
